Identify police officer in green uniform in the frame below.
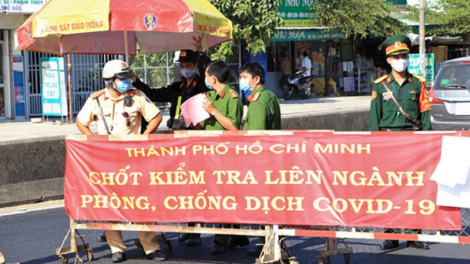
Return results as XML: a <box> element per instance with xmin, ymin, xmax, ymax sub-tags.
<box><xmin>238</xmin><ymin>62</ymin><xmax>281</xmax><ymax>256</ymax></box>
<box><xmin>369</xmin><ymin>34</ymin><xmax>432</xmax><ymax>250</ymax></box>
<box><xmin>202</xmin><ymin>60</ymin><xmax>243</xmax><ymax>131</ymax></box>
<box><xmin>240</xmin><ymin>62</ymin><xmax>281</xmax><ymax>130</ymax></box>
<box><xmin>198</xmin><ymin>60</ymin><xmax>247</xmax><ymax>254</ymax></box>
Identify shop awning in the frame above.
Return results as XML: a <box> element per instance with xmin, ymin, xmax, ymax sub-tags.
<box><xmin>271</xmin><ymin>27</ymin><xmax>346</xmax><ymax>42</ymax></box>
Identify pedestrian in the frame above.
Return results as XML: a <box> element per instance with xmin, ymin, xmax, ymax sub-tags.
<box><xmin>238</xmin><ymin>62</ymin><xmax>281</xmax><ymax>256</ymax></box>
<box><xmin>76</xmin><ymin>59</ymin><xmax>167</xmax><ymax>262</ymax></box>
<box><xmin>301</xmin><ymin>51</ymin><xmax>312</xmax><ymax>77</ymax></box>
<box><xmin>197</xmin><ymin>60</ymin><xmax>247</xmax><ymax>254</ymax></box>
<box><xmin>278</xmin><ymin>53</ymin><xmax>291</xmax><ymax>92</ymax></box>
<box><xmin>131</xmin><ymin>37</ymin><xmax>209</xmax><ymax>247</ymax></box>
<box><xmin>369</xmin><ymin>34</ymin><xmax>431</xmax><ymax>250</ymax></box>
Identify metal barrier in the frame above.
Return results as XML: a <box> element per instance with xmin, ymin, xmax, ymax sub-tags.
<box><xmin>58</xmin><ymin>132</ymin><xmax>470</xmax><ymax>264</ymax></box>
<box><xmin>56</xmin><ymin>207</ymin><xmax>470</xmax><ymax>264</ymax></box>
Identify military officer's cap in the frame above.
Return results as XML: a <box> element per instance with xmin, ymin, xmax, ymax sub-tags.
<box><xmin>382</xmin><ymin>34</ymin><xmax>411</xmax><ymax>56</ymax></box>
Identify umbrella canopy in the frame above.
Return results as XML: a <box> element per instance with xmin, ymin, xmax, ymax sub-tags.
<box><xmin>15</xmin><ymin>0</ymin><xmax>232</xmax><ymax>56</ymax></box>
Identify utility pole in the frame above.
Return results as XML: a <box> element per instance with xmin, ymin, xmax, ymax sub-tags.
<box><xmin>419</xmin><ymin>0</ymin><xmax>426</xmax><ymax>82</ymax></box>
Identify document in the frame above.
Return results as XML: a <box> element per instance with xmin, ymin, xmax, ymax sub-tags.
<box><xmin>180</xmin><ymin>93</ymin><xmax>210</xmax><ymax>127</ymax></box>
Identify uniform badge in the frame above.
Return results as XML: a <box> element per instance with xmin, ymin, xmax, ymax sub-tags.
<box><xmin>145</xmin><ymin>97</ymin><xmax>152</xmax><ymax>103</ymax></box>
<box><xmin>144</xmin><ymin>14</ymin><xmax>158</xmax><ymax>30</ymax></box>
<box><xmin>383</xmin><ymin>92</ymin><xmax>393</xmax><ymax>101</ymax></box>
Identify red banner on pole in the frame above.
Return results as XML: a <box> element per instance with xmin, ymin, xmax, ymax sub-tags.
<box><xmin>64</xmin><ymin>131</ymin><xmax>462</xmax><ymax>230</ymax></box>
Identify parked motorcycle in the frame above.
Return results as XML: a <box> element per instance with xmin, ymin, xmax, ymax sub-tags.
<box><xmin>283</xmin><ymin>69</ymin><xmax>313</xmax><ymax>100</ymax></box>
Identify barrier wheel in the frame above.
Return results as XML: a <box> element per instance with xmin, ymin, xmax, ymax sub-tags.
<box><xmin>344</xmin><ymin>253</ymin><xmax>351</xmax><ymax>264</ymax></box>
<box><xmin>59</xmin><ymin>255</ymin><xmax>68</xmax><ymax>264</ymax></box>
<box><xmin>87</xmin><ymin>249</ymin><xmax>94</xmax><ymax>261</ymax></box>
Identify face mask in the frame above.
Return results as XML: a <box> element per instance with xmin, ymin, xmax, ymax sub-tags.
<box><xmin>391</xmin><ymin>58</ymin><xmax>409</xmax><ymax>73</ymax></box>
<box><xmin>204</xmin><ymin>77</ymin><xmax>212</xmax><ymax>89</ymax></box>
<box><xmin>239</xmin><ymin>78</ymin><xmax>253</xmax><ymax>102</ymax></box>
<box><xmin>115</xmin><ymin>79</ymin><xmax>131</xmax><ymax>93</ymax></box>
<box><xmin>181</xmin><ymin>68</ymin><xmax>197</xmax><ymax>79</ymax></box>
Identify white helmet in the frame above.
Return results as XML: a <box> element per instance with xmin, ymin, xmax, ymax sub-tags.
<box><xmin>102</xmin><ymin>59</ymin><xmax>132</xmax><ymax>80</ymax></box>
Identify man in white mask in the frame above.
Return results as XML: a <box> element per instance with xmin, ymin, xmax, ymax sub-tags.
<box><xmin>369</xmin><ymin>34</ymin><xmax>432</xmax><ymax>251</ymax></box>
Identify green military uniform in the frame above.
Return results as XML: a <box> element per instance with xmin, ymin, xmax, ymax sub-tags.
<box><xmin>204</xmin><ymin>84</ymin><xmax>243</xmax><ymax>130</ymax></box>
<box><xmin>371</xmin><ymin>34</ymin><xmax>431</xmax><ymax>249</ymax></box>
<box><xmin>244</xmin><ymin>85</ymin><xmax>281</xmax><ymax>130</ymax></box>
<box><xmin>204</xmin><ymin>84</ymin><xmax>246</xmax><ymax>247</ymax></box>
<box><xmin>369</xmin><ymin>73</ymin><xmax>432</xmax><ymax>131</ymax></box>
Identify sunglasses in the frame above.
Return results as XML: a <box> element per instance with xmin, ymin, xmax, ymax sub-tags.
<box><xmin>122</xmin><ymin>112</ymin><xmax>130</xmax><ymax>127</ymax></box>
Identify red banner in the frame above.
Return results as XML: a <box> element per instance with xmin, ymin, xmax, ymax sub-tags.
<box><xmin>64</xmin><ymin>131</ymin><xmax>462</xmax><ymax>230</ymax></box>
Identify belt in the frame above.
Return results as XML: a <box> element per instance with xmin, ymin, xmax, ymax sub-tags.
<box><xmin>380</xmin><ymin>127</ymin><xmax>411</xmax><ymax>131</ymax></box>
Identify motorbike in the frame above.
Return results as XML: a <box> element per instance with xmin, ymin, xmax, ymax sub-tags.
<box><xmin>283</xmin><ymin>69</ymin><xmax>313</xmax><ymax>100</ymax></box>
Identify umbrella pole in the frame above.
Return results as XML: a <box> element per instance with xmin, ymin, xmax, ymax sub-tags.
<box><xmin>124</xmin><ymin>31</ymin><xmax>129</xmax><ymax>64</ymax></box>
<box><xmin>67</xmin><ymin>54</ymin><xmax>73</xmax><ymax>123</ymax></box>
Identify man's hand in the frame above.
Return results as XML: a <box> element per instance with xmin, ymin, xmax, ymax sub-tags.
<box><xmin>130</xmin><ymin>70</ymin><xmax>138</xmax><ymax>82</ymax></box>
<box><xmin>192</xmin><ymin>35</ymin><xmax>204</xmax><ymax>52</ymax></box>
<box><xmin>202</xmin><ymin>98</ymin><xmax>217</xmax><ymax>115</ymax></box>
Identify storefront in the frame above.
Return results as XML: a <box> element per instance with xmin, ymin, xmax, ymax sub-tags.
<box><xmin>0</xmin><ymin>1</ymin><xmax>47</xmax><ymax>119</ymax></box>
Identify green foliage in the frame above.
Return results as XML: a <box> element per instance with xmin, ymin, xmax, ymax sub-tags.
<box><xmin>405</xmin><ymin>0</ymin><xmax>470</xmax><ymax>35</ymax></box>
<box><xmin>313</xmin><ymin>0</ymin><xmax>411</xmax><ymax>38</ymax></box>
<box><xmin>208</xmin><ymin>0</ymin><xmax>283</xmax><ymax>58</ymax></box>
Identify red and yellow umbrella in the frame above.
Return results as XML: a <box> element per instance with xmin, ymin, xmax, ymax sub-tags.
<box><xmin>15</xmin><ymin>0</ymin><xmax>232</xmax><ymax>56</ymax></box>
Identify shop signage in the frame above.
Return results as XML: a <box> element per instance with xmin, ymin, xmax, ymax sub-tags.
<box><xmin>272</xmin><ymin>29</ymin><xmax>345</xmax><ymax>42</ymax></box>
<box><xmin>40</xmin><ymin>57</ymin><xmax>68</xmax><ymax>117</ymax></box>
<box><xmin>64</xmin><ymin>132</ymin><xmax>462</xmax><ymax>230</ymax></box>
<box><xmin>1</xmin><ymin>0</ymin><xmax>49</xmax><ymax>13</ymax></box>
<box><xmin>408</xmin><ymin>54</ymin><xmax>435</xmax><ymax>88</ymax></box>
<box><xmin>277</xmin><ymin>0</ymin><xmax>321</xmax><ymax>27</ymax></box>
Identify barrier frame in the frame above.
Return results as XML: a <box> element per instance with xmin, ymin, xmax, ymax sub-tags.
<box><xmin>58</xmin><ymin>131</ymin><xmax>470</xmax><ymax>264</ymax></box>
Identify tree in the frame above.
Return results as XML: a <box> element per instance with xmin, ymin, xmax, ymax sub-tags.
<box><xmin>405</xmin><ymin>0</ymin><xmax>470</xmax><ymax>36</ymax></box>
<box><xmin>208</xmin><ymin>0</ymin><xmax>284</xmax><ymax>60</ymax></box>
<box><xmin>311</xmin><ymin>0</ymin><xmax>411</xmax><ymax>95</ymax></box>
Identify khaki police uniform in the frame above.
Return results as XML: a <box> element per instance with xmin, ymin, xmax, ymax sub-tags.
<box><xmin>77</xmin><ymin>88</ymin><xmax>160</xmax><ymax>135</ymax></box>
<box><xmin>77</xmin><ymin>87</ymin><xmax>161</xmax><ymax>254</ymax></box>
<box><xmin>244</xmin><ymin>85</ymin><xmax>281</xmax><ymax>130</ymax></box>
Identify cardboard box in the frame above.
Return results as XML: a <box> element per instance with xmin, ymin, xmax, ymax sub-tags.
<box><xmin>313</xmin><ymin>78</ymin><xmax>337</xmax><ymax>96</ymax></box>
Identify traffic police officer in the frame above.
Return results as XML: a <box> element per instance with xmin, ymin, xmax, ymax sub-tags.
<box><xmin>369</xmin><ymin>34</ymin><xmax>431</xmax><ymax>251</ymax></box>
<box><xmin>76</xmin><ymin>59</ymin><xmax>167</xmax><ymax>262</ymax></box>
<box><xmin>199</xmin><ymin>60</ymin><xmax>246</xmax><ymax>254</ymax></box>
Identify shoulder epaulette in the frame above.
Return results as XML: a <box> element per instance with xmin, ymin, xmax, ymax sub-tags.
<box><xmin>412</xmin><ymin>74</ymin><xmax>425</xmax><ymax>83</ymax></box>
<box><xmin>229</xmin><ymin>90</ymin><xmax>238</xmax><ymax>98</ymax></box>
<box><xmin>373</xmin><ymin>75</ymin><xmax>388</xmax><ymax>84</ymax></box>
<box><xmin>219</xmin><ymin>90</ymin><xmax>226</xmax><ymax>98</ymax></box>
<box><xmin>248</xmin><ymin>93</ymin><xmax>261</xmax><ymax>102</ymax></box>
<box><xmin>90</xmin><ymin>89</ymin><xmax>106</xmax><ymax>99</ymax></box>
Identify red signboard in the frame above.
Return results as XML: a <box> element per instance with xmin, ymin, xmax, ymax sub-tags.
<box><xmin>64</xmin><ymin>131</ymin><xmax>462</xmax><ymax>230</ymax></box>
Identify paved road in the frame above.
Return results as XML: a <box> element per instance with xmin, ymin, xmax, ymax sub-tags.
<box><xmin>0</xmin><ymin>201</ymin><xmax>470</xmax><ymax>264</ymax></box>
